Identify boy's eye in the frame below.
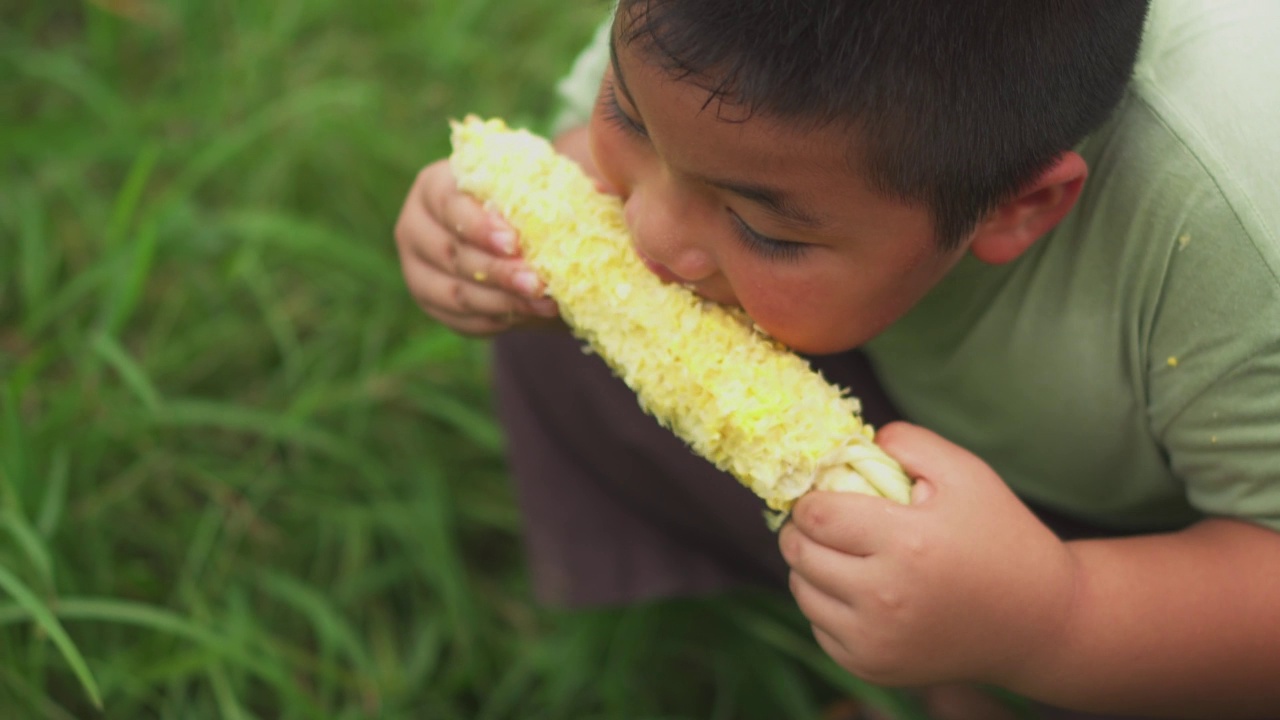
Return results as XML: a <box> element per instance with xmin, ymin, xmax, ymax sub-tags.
<box><xmin>601</xmin><ymin>81</ymin><xmax>648</xmax><ymax>138</ymax></box>
<box><xmin>728</xmin><ymin>210</ymin><xmax>809</xmax><ymax>262</ymax></box>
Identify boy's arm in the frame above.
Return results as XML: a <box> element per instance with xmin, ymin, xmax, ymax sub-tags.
<box><xmin>780</xmin><ymin>423</ymin><xmax>1280</xmax><ymax>719</ymax></box>
<box><xmin>1015</xmin><ymin>517</ymin><xmax>1280</xmax><ymax>718</ymax></box>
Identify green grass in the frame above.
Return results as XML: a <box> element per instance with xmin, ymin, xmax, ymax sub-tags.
<box><xmin>0</xmin><ymin>1</ymin><xmax>930</xmax><ymax>718</ymax></box>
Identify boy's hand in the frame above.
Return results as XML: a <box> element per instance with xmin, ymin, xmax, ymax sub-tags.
<box><xmin>779</xmin><ymin>422</ymin><xmax>1079</xmax><ymax>689</ymax></box>
<box><xmin>394</xmin><ymin>158</ymin><xmax>560</xmax><ymax>336</ymax></box>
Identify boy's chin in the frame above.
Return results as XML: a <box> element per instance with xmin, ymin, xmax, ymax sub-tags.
<box><xmin>768</xmin><ymin>322</ymin><xmax>882</xmax><ymax>356</ymax></box>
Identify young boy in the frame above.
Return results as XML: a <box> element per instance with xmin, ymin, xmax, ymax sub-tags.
<box><xmin>395</xmin><ymin>1</ymin><xmax>1280</xmax><ymax>717</ymax></box>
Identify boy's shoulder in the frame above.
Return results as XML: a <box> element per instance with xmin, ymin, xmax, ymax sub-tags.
<box><xmin>866</xmin><ymin>0</ymin><xmax>1280</xmax><ymax>531</ymax></box>
<box><xmin>1057</xmin><ymin>0</ymin><xmax>1280</xmax><ymax>359</ymax></box>
<box><xmin>1119</xmin><ymin>0</ymin><xmax>1280</xmax><ymax>261</ymax></box>
<box><xmin>1072</xmin><ymin>0</ymin><xmax>1280</xmax><ymax>378</ymax></box>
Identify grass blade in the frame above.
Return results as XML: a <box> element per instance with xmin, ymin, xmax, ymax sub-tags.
<box><xmin>255</xmin><ymin>569</ymin><xmax>373</xmax><ymax>674</ymax></box>
<box><xmin>96</xmin><ymin>215</ymin><xmax>160</xmax><ymax>338</ymax></box>
<box><xmin>0</xmin><ymin>380</ymin><xmax>30</xmax><ymax>508</ymax></box>
<box><xmin>10</xmin><ymin>185</ymin><xmax>54</xmax><ymax>312</ymax></box>
<box><xmin>0</xmin><ymin>567</ymin><xmax>102</xmax><ymax>710</ymax></box>
<box><xmin>224</xmin><ymin>210</ymin><xmax>402</xmax><ymax>285</ymax></box>
<box><xmin>0</xmin><ymin>509</ymin><xmax>55</xmax><ymax>590</ymax></box>
<box><xmin>35</xmin><ymin>446</ymin><xmax>69</xmax><ymax>538</ymax></box>
<box><xmin>401</xmin><ymin>387</ymin><xmax>503</xmax><ymax>453</ymax></box>
<box><xmin>0</xmin><ymin>597</ymin><xmax>320</xmax><ymax>715</ymax></box>
<box><xmin>105</xmin><ymin>145</ymin><xmax>161</xmax><ymax>250</ymax></box>
<box><xmin>90</xmin><ymin>332</ymin><xmax>163</xmax><ymax>411</ymax></box>
<box><xmin>151</xmin><ymin>398</ymin><xmax>387</xmax><ymax>478</ymax></box>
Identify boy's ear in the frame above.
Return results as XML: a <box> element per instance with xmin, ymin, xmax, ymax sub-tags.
<box><xmin>969</xmin><ymin>152</ymin><xmax>1088</xmax><ymax>265</ymax></box>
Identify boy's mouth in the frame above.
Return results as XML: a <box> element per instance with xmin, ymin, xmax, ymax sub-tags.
<box><xmin>638</xmin><ymin>252</ymin><xmax>683</xmax><ymax>285</ymax></box>
<box><xmin>636</xmin><ymin>249</ymin><xmax>737</xmax><ymax>308</ymax></box>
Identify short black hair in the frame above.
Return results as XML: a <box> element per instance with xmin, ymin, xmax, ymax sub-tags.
<box><xmin>616</xmin><ymin>0</ymin><xmax>1151</xmax><ymax>249</ymax></box>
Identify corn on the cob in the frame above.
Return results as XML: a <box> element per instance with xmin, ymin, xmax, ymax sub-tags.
<box><xmin>450</xmin><ymin>116</ymin><xmax>911</xmax><ymax>513</ymax></box>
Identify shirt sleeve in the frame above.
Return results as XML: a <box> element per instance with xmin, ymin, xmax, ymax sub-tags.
<box><xmin>1146</xmin><ymin>181</ymin><xmax>1280</xmax><ymax>531</ymax></box>
<box><xmin>1136</xmin><ymin>0</ymin><xmax>1280</xmax><ymax>530</ymax></box>
<box><xmin>1161</xmin><ymin>347</ymin><xmax>1280</xmax><ymax>530</ymax></box>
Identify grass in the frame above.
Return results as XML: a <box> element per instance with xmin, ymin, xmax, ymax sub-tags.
<box><xmin>0</xmin><ymin>1</ymin><xmax>932</xmax><ymax>718</ymax></box>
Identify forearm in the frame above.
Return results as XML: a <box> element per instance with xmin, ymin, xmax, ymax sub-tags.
<box><xmin>1008</xmin><ymin>518</ymin><xmax>1280</xmax><ymax>718</ymax></box>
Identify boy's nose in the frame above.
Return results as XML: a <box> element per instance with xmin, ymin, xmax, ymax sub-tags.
<box><xmin>623</xmin><ymin>191</ymin><xmax>716</xmax><ymax>284</ymax></box>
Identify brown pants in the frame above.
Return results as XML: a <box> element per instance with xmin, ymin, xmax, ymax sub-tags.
<box><xmin>493</xmin><ymin>328</ymin><xmax>902</xmax><ymax>607</ymax></box>
<box><xmin>491</xmin><ymin>329</ymin><xmax>1169</xmax><ymax>720</ymax></box>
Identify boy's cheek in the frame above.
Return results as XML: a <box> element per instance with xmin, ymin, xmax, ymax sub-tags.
<box><xmin>586</xmin><ymin>115</ymin><xmax>631</xmax><ymax>197</ymax></box>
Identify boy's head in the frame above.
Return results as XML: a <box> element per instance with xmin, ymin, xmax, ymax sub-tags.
<box><xmin>615</xmin><ymin>0</ymin><xmax>1151</xmax><ymax>250</ymax></box>
<box><xmin>589</xmin><ymin>0</ymin><xmax>1149</xmax><ymax>353</ymax></box>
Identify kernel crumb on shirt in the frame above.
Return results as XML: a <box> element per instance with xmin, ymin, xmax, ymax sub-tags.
<box><xmin>1177</xmin><ymin>234</ymin><xmax>1191</xmax><ymax>250</ymax></box>
<box><xmin>1211</xmin><ymin>436</ymin><xmax>1218</xmax><ymax>444</ymax></box>
<box><xmin>1167</xmin><ymin>356</ymin><xmax>1179</xmax><ymax>367</ymax></box>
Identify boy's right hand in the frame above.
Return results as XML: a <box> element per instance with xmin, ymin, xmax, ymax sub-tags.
<box><xmin>394</xmin><ymin>158</ymin><xmax>561</xmax><ymax>337</ymax></box>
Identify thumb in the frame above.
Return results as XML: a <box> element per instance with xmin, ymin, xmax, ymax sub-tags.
<box><xmin>873</xmin><ymin>422</ymin><xmax>988</xmax><ymax>499</ymax></box>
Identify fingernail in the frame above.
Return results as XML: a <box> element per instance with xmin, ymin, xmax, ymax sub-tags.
<box><xmin>513</xmin><ymin>271</ymin><xmax>541</xmax><ymax>296</ymax></box>
<box><xmin>491</xmin><ymin>229</ymin><xmax>517</xmax><ymax>255</ymax></box>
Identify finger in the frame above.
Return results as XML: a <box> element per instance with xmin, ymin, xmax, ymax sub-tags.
<box><xmin>452</xmin><ymin>243</ymin><xmax>552</xmax><ymax>302</ymax></box>
<box><xmin>396</xmin><ymin>198</ymin><xmax>464</xmax><ymax>278</ymax></box>
<box><xmin>447</xmin><ymin>246</ymin><xmax>560</xmax><ymax>318</ymax></box>
<box><xmin>424</xmin><ymin>307</ymin><xmax>508</xmax><ymax>336</ymax></box>
<box><xmin>401</xmin><ymin>198</ymin><xmax>547</xmax><ymax>312</ymax></box>
<box><xmin>424</xmin><ymin>293</ymin><xmax>559</xmax><ymax>335</ymax></box>
<box><xmin>874</xmin><ymin>422</ymin><xmax>994</xmax><ymax>503</ymax></box>
<box><xmin>789</xmin><ymin>569</ymin><xmax>852</xmax><ymax>625</ymax></box>
<box><xmin>423</xmin><ymin>163</ymin><xmax>521</xmax><ymax>257</ymax></box>
<box><xmin>400</xmin><ymin>238</ymin><xmax>558</xmax><ymax>328</ymax></box>
<box><xmin>790</xmin><ymin>491</ymin><xmax>898</xmax><ymax>555</ymax></box>
<box><xmin>874</xmin><ymin>422</ymin><xmax>980</xmax><ymax>483</ymax></box>
<box><xmin>812</xmin><ymin>625</ymin><xmax>857</xmax><ymax>671</ymax></box>
<box><xmin>790</xmin><ymin>570</ymin><xmax>861</xmax><ymax>666</ymax></box>
<box><xmin>447</xmin><ymin>192</ymin><xmax>520</xmax><ymax>257</ymax></box>
<box><xmin>402</xmin><ymin>254</ymin><xmax>533</xmax><ymax>320</ymax></box>
<box><xmin>779</xmin><ymin>523</ymin><xmax>870</xmax><ymax>600</ymax></box>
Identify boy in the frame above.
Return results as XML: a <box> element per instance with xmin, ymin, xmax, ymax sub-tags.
<box><xmin>395</xmin><ymin>1</ymin><xmax>1280</xmax><ymax>717</ymax></box>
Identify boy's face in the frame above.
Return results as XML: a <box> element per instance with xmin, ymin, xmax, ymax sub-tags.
<box><xmin>588</xmin><ymin>35</ymin><xmax>972</xmax><ymax>355</ymax></box>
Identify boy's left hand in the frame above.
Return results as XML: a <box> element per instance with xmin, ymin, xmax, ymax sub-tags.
<box><xmin>779</xmin><ymin>422</ymin><xmax>1079</xmax><ymax>688</ymax></box>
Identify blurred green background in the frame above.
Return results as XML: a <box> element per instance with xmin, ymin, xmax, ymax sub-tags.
<box><xmin>0</xmin><ymin>1</ymin><xmax>929</xmax><ymax>718</ymax></box>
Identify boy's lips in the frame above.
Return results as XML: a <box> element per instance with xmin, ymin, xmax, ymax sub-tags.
<box><xmin>635</xmin><ymin>249</ymin><xmax>736</xmax><ymax>308</ymax></box>
<box><xmin>638</xmin><ymin>252</ymin><xmax>683</xmax><ymax>284</ymax></box>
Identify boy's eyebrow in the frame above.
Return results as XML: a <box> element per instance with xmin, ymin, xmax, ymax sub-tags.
<box><xmin>609</xmin><ymin>31</ymin><xmax>823</xmax><ymax>230</ymax></box>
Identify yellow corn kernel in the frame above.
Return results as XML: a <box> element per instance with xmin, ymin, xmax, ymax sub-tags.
<box><xmin>450</xmin><ymin>116</ymin><xmax>911</xmax><ymax>512</ymax></box>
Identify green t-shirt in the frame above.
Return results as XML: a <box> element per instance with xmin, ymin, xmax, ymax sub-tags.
<box><xmin>553</xmin><ymin>0</ymin><xmax>1280</xmax><ymax>532</ymax></box>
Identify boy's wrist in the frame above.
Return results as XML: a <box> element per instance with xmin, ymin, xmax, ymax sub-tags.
<box><xmin>985</xmin><ymin>539</ymin><xmax>1088</xmax><ymax>696</ymax></box>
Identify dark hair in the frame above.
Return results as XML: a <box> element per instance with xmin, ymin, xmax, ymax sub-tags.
<box><xmin>616</xmin><ymin>0</ymin><xmax>1151</xmax><ymax>249</ymax></box>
